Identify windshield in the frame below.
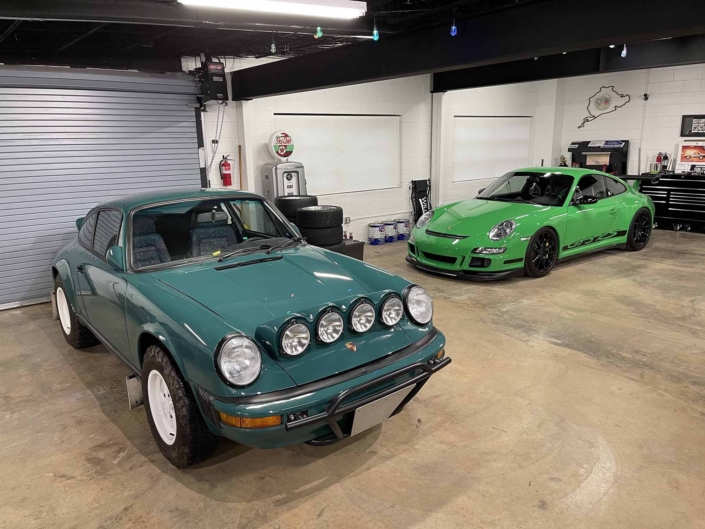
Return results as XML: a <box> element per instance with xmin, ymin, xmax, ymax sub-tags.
<box><xmin>478</xmin><ymin>171</ymin><xmax>574</xmax><ymax>206</ymax></box>
<box><xmin>131</xmin><ymin>197</ymin><xmax>296</xmax><ymax>269</ymax></box>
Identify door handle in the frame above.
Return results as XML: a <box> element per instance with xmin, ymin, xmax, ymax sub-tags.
<box><xmin>609</xmin><ymin>208</ymin><xmax>618</xmax><ymax>215</ymax></box>
<box><xmin>76</xmin><ymin>265</ymin><xmax>84</xmax><ymax>273</ymax></box>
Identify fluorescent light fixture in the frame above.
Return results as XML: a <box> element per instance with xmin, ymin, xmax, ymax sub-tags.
<box><xmin>178</xmin><ymin>0</ymin><xmax>367</xmax><ymax>19</ymax></box>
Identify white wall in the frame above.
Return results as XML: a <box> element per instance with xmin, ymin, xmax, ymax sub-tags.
<box><xmin>560</xmin><ymin>64</ymin><xmax>705</xmax><ymax>174</ymax></box>
<box><xmin>244</xmin><ymin>75</ymin><xmax>432</xmax><ymax>240</ymax></box>
<box><xmin>437</xmin><ymin>80</ymin><xmax>563</xmax><ymax>205</ymax></box>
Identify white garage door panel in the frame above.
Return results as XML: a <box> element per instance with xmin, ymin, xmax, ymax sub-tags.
<box><xmin>452</xmin><ymin>116</ymin><xmax>532</xmax><ymax>182</ymax></box>
<box><xmin>0</xmin><ymin>68</ymin><xmax>201</xmax><ymax>309</ymax></box>
<box><xmin>273</xmin><ymin>114</ymin><xmax>402</xmax><ymax>196</ymax></box>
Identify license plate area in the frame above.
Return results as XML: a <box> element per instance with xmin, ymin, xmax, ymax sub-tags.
<box><xmin>350</xmin><ymin>385</ymin><xmax>414</xmax><ymax>437</ymax></box>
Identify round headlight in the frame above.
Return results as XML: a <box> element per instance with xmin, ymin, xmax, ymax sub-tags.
<box><xmin>217</xmin><ymin>336</ymin><xmax>262</xmax><ymax>386</ymax></box>
<box><xmin>489</xmin><ymin>219</ymin><xmax>516</xmax><ymax>241</ymax></box>
<box><xmin>416</xmin><ymin>210</ymin><xmax>434</xmax><ymax>229</ymax></box>
<box><xmin>404</xmin><ymin>286</ymin><xmax>433</xmax><ymax>325</ymax></box>
<box><xmin>381</xmin><ymin>296</ymin><xmax>404</xmax><ymax>326</ymax></box>
<box><xmin>350</xmin><ymin>301</ymin><xmax>375</xmax><ymax>333</ymax></box>
<box><xmin>281</xmin><ymin>322</ymin><xmax>310</xmax><ymax>356</ymax></box>
<box><xmin>317</xmin><ymin>311</ymin><xmax>344</xmax><ymax>343</ymax></box>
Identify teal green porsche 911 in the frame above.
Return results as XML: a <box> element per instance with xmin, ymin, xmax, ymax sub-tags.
<box><xmin>52</xmin><ymin>189</ymin><xmax>449</xmax><ymax>467</ymax></box>
<box><xmin>407</xmin><ymin>167</ymin><xmax>655</xmax><ymax>280</ymax></box>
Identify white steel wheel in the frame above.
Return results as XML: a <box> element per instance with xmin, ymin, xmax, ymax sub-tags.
<box><xmin>147</xmin><ymin>370</ymin><xmax>177</xmax><ymax>446</ymax></box>
<box><xmin>56</xmin><ymin>287</ymin><xmax>71</xmax><ymax>335</ymax></box>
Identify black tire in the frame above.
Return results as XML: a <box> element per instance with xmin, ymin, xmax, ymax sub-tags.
<box><xmin>274</xmin><ymin>195</ymin><xmax>318</xmax><ymax>219</ymax></box>
<box><xmin>296</xmin><ymin>206</ymin><xmax>344</xmax><ymax>229</ymax></box>
<box><xmin>299</xmin><ymin>225</ymin><xmax>344</xmax><ymax>246</ymax></box>
<box><xmin>142</xmin><ymin>345</ymin><xmax>219</xmax><ymax>468</ymax></box>
<box><xmin>318</xmin><ymin>241</ymin><xmax>346</xmax><ymax>254</ymax></box>
<box><xmin>626</xmin><ymin>208</ymin><xmax>652</xmax><ymax>251</ymax></box>
<box><xmin>524</xmin><ymin>228</ymin><xmax>558</xmax><ymax>278</ymax></box>
<box><xmin>54</xmin><ymin>276</ymin><xmax>99</xmax><ymax>349</ymax></box>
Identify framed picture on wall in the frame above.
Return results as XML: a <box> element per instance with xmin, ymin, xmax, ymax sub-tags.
<box><xmin>680</xmin><ymin>115</ymin><xmax>705</xmax><ymax>137</ymax></box>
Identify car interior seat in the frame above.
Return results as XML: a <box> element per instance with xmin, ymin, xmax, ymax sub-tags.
<box><xmin>189</xmin><ymin>211</ymin><xmax>240</xmax><ymax>257</ymax></box>
<box><xmin>132</xmin><ymin>216</ymin><xmax>171</xmax><ymax>267</ymax></box>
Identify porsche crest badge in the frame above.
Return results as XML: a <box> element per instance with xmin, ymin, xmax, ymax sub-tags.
<box><xmin>345</xmin><ymin>342</ymin><xmax>357</xmax><ymax>352</ymax></box>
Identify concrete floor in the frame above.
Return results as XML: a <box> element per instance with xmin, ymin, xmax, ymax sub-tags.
<box><xmin>2</xmin><ymin>230</ymin><xmax>705</xmax><ymax>529</ymax></box>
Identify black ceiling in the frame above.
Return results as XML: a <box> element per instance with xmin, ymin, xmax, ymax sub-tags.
<box><xmin>0</xmin><ymin>0</ymin><xmax>541</xmax><ymax>71</ymax></box>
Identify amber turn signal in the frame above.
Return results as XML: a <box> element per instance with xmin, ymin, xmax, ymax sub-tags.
<box><xmin>436</xmin><ymin>349</ymin><xmax>445</xmax><ymax>359</ymax></box>
<box><xmin>218</xmin><ymin>412</ymin><xmax>282</xmax><ymax>429</ymax></box>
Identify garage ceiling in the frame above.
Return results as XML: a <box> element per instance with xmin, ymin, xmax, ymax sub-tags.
<box><xmin>0</xmin><ymin>0</ymin><xmax>539</xmax><ymax>71</ymax></box>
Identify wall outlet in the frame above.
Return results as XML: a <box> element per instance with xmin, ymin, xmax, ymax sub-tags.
<box><xmin>344</xmin><ymin>216</ymin><xmax>351</xmax><ymax>224</ymax></box>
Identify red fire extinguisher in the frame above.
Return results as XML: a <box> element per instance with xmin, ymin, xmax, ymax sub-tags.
<box><xmin>219</xmin><ymin>155</ymin><xmax>232</xmax><ymax>187</ymax></box>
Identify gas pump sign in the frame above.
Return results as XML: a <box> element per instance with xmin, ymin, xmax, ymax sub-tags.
<box><xmin>269</xmin><ymin>130</ymin><xmax>295</xmax><ymax>160</ymax></box>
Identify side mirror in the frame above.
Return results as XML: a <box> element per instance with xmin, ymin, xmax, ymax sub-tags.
<box><xmin>477</xmin><ymin>188</ymin><xmax>486</xmax><ymax>195</ymax></box>
<box><xmin>106</xmin><ymin>246</ymin><xmax>125</xmax><ymax>272</ymax></box>
<box><xmin>574</xmin><ymin>195</ymin><xmax>598</xmax><ymax>205</ymax></box>
<box><xmin>289</xmin><ymin>223</ymin><xmax>302</xmax><ymax>238</ymax></box>
<box><xmin>76</xmin><ymin>217</ymin><xmax>85</xmax><ymax>230</ymax></box>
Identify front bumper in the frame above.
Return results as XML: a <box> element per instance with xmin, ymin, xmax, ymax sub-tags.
<box><xmin>406</xmin><ymin>255</ymin><xmax>524</xmax><ymax>281</ymax></box>
<box><xmin>195</xmin><ymin>329</ymin><xmax>449</xmax><ymax>448</ymax></box>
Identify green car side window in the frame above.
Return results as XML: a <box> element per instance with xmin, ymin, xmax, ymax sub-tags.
<box><xmin>78</xmin><ymin>212</ymin><xmax>97</xmax><ymax>250</ymax></box>
<box><xmin>604</xmin><ymin>177</ymin><xmax>627</xmax><ymax>197</ymax></box>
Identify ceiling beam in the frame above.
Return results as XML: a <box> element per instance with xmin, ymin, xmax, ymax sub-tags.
<box><xmin>52</xmin><ymin>22</ymin><xmax>109</xmax><ymax>55</ymax></box>
<box><xmin>0</xmin><ymin>19</ymin><xmax>21</xmax><ymax>45</ymax></box>
<box><xmin>432</xmin><ymin>34</ymin><xmax>705</xmax><ymax>92</ymax></box>
<box><xmin>230</xmin><ymin>0</ymin><xmax>705</xmax><ymax>100</ymax></box>
<box><xmin>0</xmin><ymin>0</ymin><xmax>374</xmax><ymax>34</ymax></box>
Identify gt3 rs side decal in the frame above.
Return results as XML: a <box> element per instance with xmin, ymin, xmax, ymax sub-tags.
<box><xmin>562</xmin><ymin>230</ymin><xmax>628</xmax><ymax>251</ymax></box>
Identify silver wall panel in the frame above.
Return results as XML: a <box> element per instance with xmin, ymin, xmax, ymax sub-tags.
<box><xmin>0</xmin><ymin>68</ymin><xmax>201</xmax><ymax>308</ymax></box>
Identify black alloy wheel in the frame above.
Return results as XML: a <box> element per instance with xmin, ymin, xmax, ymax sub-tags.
<box><xmin>626</xmin><ymin>208</ymin><xmax>652</xmax><ymax>251</ymax></box>
<box><xmin>524</xmin><ymin>228</ymin><xmax>557</xmax><ymax>278</ymax></box>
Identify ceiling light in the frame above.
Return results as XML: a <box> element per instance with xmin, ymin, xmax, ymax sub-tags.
<box><xmin>609</xmin><ymin>44</ymin><xmax>615</xmax><ymax>48</ymax></box>
<box><xmin>372</xmin><ymin>19</ymin><xmax>379</xmax><ymax>41</ymax></box>
<box><xmin>450</xmin><ymin>19</ymin><xmax>457</xmax><ymax>37</ymax></box>
<box><xmin>621</xmin><ymin>44</ymin><xmax>627</xmax><ymax>58</ymax></box>
<box><xmin>178</xmin><ymin>0</ymin><xmax>367</xmax><ymax>19</ymax></box>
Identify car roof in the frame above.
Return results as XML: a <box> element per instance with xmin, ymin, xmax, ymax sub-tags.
<box><xmin>95</xmin><ymin>188</ymin><xmax>265</xmax><ymax>212</ymax></box>
<box><xmin>513</xmin><ymin>167</ymin><xmax>620</xmax><ymax>178</ymax></box>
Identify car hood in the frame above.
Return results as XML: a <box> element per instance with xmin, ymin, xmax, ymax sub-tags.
<box><xmin>151</xmin><ymin>246</ymin><xmax>416</xmax><ymax>385</ymax></box>
<box><xmin>153</xmin><ymin>246</ymin><xmax>369</xmax><ymax>324</ymax></box>
<box><xmin>428</xmin><ymin>199</ymin><xmax>547</xmax><ymax>236</ymax></box>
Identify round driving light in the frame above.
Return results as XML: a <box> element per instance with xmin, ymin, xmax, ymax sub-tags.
<box><xmin>404</xmin><ymin>286</ymin><xmax>433</xmax><ymax>325</ymax></box>
<box><xmin>350</xmin><ymin>301</ymin><xmax>375</xmax><ymax>333</ymax></box>
<box><xmin>317</xmin><ymin>311</ymin><xmax>344</xmax><ymax>343</ymax></box>
<box><xmin>381</xmin><ymin>296</ymin><xmax>404</xmax><ymax>326</ymax></box>
<box><xmin>281</xmin><ymin>322</ymin><xmax>310</xmax><ymax>356</ymax></box>
<box><xmin>217</xmin><ymin>336</ymin><xmax>262</xmax><ymax>386</ymax></box>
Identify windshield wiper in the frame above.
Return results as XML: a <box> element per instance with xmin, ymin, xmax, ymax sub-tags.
<box><xmin>217</xmin><ymin>243</ymin><xmax>273</xmax><ymax>263</ymax></box>
<box><xmin>265</xmin><ymin>236</ymin><xmax>304</xmax><ymax>254</ymax></box>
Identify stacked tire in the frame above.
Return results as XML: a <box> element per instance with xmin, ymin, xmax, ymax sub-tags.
<box><xmin>274</xmin><ymin>195</ymin><xmax>318</xmax><ymax>224</ymax></box>
<box><xmin>296</xmin><ymin>206</ymin><xmax>345</xmax><ymax>253</ymax></box>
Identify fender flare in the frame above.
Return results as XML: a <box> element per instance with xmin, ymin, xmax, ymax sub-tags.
<box><xmin>137</xmin><ymin>323</ymin><xmax>190</xmax><ymax>378</ymax></box>
<box><xmin>53</xmin><ymin>259</ymin><xmax>80</xmax><ymax>313</ymax></box>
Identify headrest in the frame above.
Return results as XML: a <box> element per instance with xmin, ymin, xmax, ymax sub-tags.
<box><xmin>196</xmin><ymin>211</ymin><xmax>229</xmax><ymax>224</ymax></box>
<box><xmin>133</xmin><ymin>216</ymin><xmax>157</xmax><ymax>236</ymax></box>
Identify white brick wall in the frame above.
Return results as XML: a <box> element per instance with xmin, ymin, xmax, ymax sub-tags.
<box><xmin>560</xmin><ymin>64</ymin><xmax>705</xmax><ymax>174</ymax></box>
<box><xmin>438</xmin><ymin>80</ymin><xmax>562</xmax><ymax>205</ymax></box>
<box><xmin>245</xmin><ymin>75</ymin><xmax>432</xmax><ymax>241</ymax></box>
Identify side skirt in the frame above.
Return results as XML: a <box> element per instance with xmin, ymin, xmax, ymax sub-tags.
<box><xmin>76</xmin><ymin>315</ymin><xmax>141</xmax><ymax>377</ymax></box>
<box><xmin>557</xmin><ymin>241</ymin><xmax>626</xmax><ymax>263</ymax></box>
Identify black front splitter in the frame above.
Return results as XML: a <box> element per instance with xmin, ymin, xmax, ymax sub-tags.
<box><xmin>406</xmin><ymin>255</ymin><xmax>523</xmax><ymax>281</ymax></box>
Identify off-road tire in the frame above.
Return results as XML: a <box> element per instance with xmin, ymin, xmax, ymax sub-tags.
<box><xmin>626</xmin><ymin>208</ymin><xmax>652</xmax><ymax>251</ymax></box>
<box><xmin>299</xmin><ymin>225</ymin><xmax>344</xmax><ymax>246</ymax></box>
<box><xmin>524</xmin><ymin>228</ymin><xmax>558</xmax><ymax>278</ymax></box>
<box><xmin>54</xmin><ymin>276</ymin><xmax>99</xmax><ymax>349</ymax></box>
<box><xmin>274</xmin><ymin>195</ymin><xmax>318</xmax><ymax>219</ymax></box>
<box><xmin>142</xmin><ymin>345</ymin><xmax>219</xmax><ymax>468</ymax></box>
<box><xmin>318</xmin><ymin>240</ymin><xmax>346</xmax><ymax>254</ymax></box>
<box><xmin>296</xmin><ymin>206</ymin><xmax>344</xmax><ymax>229</ymax></box>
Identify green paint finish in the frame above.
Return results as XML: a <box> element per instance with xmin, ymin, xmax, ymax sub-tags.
<box><xmin>52</xmin><ymin>189</ymin><xmax>445</xmax><ymax>448</ymax></box>
<box><xmin>409</xmin><ymin>167</ymin><xmax>654</xmax><ymax>275</ymax></box>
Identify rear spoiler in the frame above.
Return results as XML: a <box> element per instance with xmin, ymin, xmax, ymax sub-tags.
<box><xmin>621</xmin><ymin>173</ymin><xmax>661</xmax><ymax>184</ymax></box>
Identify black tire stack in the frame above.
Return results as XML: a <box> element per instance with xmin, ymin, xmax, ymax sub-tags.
<box><xmin>274</xmin><ymin>195</ymin><xmax>318</xmax><ymax>224</ymax></box>
<box><xmin>296</xmin><ymin>206</ymin><xmax>345</xmax><ymax>253</ymax></box>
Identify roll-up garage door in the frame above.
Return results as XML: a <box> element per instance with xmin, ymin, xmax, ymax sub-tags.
<box><xmin>0</xmin><ymin>67</ymin><xmax>202</xmax><ymax>309</ymax></box>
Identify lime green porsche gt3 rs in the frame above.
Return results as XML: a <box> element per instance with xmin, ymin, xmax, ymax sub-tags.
<box><xmin>407</xmin><ymin>167</ymin><xmax>655</xmax><ymax>279</ymax></box>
